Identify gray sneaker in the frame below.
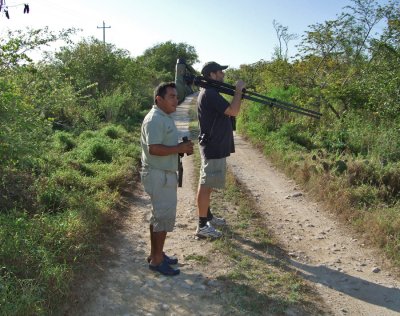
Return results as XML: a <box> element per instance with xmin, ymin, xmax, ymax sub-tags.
<box><xmin>208</xmin><ymin>215</ymin><xmax>226</xmax><ymax>226</ymax></box>
<box><xmin>195</xmin><ymin>224</ymin><xmax>222</xmax><ymax>239</ymax></box>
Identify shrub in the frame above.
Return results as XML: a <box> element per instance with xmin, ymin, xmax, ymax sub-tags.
<box><xmin>349</xmin><ymin>184</ymin><xmax>380</xmax><ymax>208</ymax></box>
<box><xmin>278</xmin><ymin>123</ymin><xmax>314</xmax><ymax>150</ymax></box>
<box><xmin>54</xmin><ymin>131</ymin><xmax>76</xmax><ymax>152</ymax></box>
<box><xmin>101</xmin><ymin>124</ymin><xmax>127</xmax><ymax>139</ymax></box>
<box><xmin>0</xmin><ymin>168</ymin><xmax>36</xmax><ymax>212</ymax></box>
<box><xmin>78</xmin><ymin>138</ymin><xmax>113</xmax><ymax>163</ymax></box>
<box><xmin>36</xmin><ymin>178</ymin><xmax>69</xmax><ymax>213</ymax></box>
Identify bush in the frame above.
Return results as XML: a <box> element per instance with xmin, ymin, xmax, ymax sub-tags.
<box><xmin>0</xmin><ymin>78</ymin><xmax>51</xmax><ymax>170</ymax></box>
<box><xmin>36</xmin><ymin>177</ymin><xmax>69</xmax><ymax>213</ymax></box>
<box><xmin>78</xmin><ymin>138</ymin><xmax>113</xmax><ymax>163</ymax></box>
<box><xmin>277</xmin><ymin>123</ymin><xmax>315</xmax><ymax>150</ymax></box>
<box><xmin>54</xmin><ymin>131</ymin><xmax>76</xmax><ymax>152</ymax></box>
<box><xmin>0</xmin><ymin>168</ymin><xmax>36</xmax><ymax>212</ymax></box>
<box><xmin>101</xmin><ymin>124</ymin><xmax>127</xmax><ymax>140</ymax></box>
<box><xmin>349</xmin><ymin>184</ymin><xmax>380</xmax><ymax>208</ymax></box>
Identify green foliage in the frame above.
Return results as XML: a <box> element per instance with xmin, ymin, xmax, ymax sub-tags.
<box><xmin>54</xmin><ymin>131</ymin><xmax>76</xmax><ymax>152</ymax></box>
<box><xmin>97</xmin><ymin>88</ymin><xmax>145</xmax><ymax>124</ymax></box>
<box><xmin>1</xmin><ymin>123</ymin><xmax>140</xmax><ymax>313</ymax></box>
<box><xmin>0</xmin><ymin>77</ymin><xmax>52</xmax><ymax>169</ymax></box>
<box><xmin>49</xmin><ymin>38</ymin><xmax>197</xmax><ymax>131</ymax></box>
<box><xmin>137</xmin><ymin>40</ymin><xmax>199</xmax><ymax>82</ymax></box>
<box><xmin>225</xmin><ymin>61</ymin><xmax>268</xmax><ymax>91</ymax></box>
<box><xmin>0</xmin><ymin>26</ymin><xmax>157</xmax><ymax>313</ymax></box>
<box><xmin>237</xmin><ymin>86</ymin><xmax>303</xmax><ymax>137</ymax></box>
<box><xmin>0</xmin><ymin>27</ymin><xmax>77</xmax><ymax>70</ymax></box>
<box><xmin>54</xmin><ymin>38</ymin><xmax>130</xmax><ymax>96</ymax></box>
<box><xmin>78</xmin><ymin>137</ymin><xmax>113</xmax><ymax>163</ymax></box>
<box><xmin>237</xmin><ymin>102</ymin><xmax>276</xmax><ymax>140</ymax></box>
<box><xmin>277</xmin><ymin>123</ymin><xmax>315</xmax><ymax>150</ymax></box>
<box><xmin>0</xmin><ymin>209</ymin><xmax>91</xmax><ymax>314</ymax></box>
<box><xmin>0</xmin><ymin>168</ymin><xmax>36</xmax><ymax>212</ymax></box>
<box><xmin>101</xmin><ymin>124</ymin><xmax>130</xmax><ymax>140</ymax></box>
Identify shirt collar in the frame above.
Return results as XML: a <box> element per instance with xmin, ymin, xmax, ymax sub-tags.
<box><xmin>153</xmin><ymin>104</ymin><xmax>170</xmax><ymax>117</ymax></box>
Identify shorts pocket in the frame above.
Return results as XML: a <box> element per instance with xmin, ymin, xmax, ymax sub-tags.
<box><xmin>205</xmin><ymin>171</ymin><xmax>222</xmax><ymax>187</ymax></box>
<box><xmin>164</xmin><ymin>172</ymin><xmax>178</xmax><ymax>188</ymax></box>
<box><xmin>140</xmin><ymin>170</ymin><xmax>152</xmax><ymax>195</ymax></box>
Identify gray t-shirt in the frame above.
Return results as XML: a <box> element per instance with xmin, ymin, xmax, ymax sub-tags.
<box><xmin>141</xmin><ymin>105</ymin><xmax>178</xmax><ymax>171</ymax></box>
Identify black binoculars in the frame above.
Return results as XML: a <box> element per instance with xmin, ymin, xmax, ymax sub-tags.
<box><xmin>179</xmin><ymin>136</ymin><xmax>192</xmax><ymax>156</ymax></box>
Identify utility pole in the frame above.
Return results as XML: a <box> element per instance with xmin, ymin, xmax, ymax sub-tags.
<box><xmin>97</xmin><ymin>21</ymin><xmax>111</xmax><ymax>44</ymax></box>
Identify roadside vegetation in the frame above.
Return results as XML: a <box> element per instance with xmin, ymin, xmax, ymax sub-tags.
<box><xmin>226</xmin><ymin>0</ymin><xmax>400</xmax><ymax>265</ymax></box>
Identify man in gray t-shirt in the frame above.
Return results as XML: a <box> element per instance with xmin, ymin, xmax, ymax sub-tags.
<box><xmin>140</xmin><ymin>82</ymin><xmax>193</xmax><ymax>276</ymax></box>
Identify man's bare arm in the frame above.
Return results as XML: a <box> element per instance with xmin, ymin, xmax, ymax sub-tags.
<box><xmin>224</xmin><ymin>80</ymin><xmax>246</xmax><ymax>117</ymax></box>
<box><xmin>149</xmin><ymin>142</ymin><xmax>193</xmax><ymax>156</ymax></box>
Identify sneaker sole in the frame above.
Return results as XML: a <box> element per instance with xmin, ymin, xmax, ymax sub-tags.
<box><xmin>208</xmin><ymin>221</ymin><xmax>226</xmax><ymax>227</ymax></box>
<box><xmin>195</xmin><ymin>233</ymin><xmax>222</xmax><ymax>240</ymax></box>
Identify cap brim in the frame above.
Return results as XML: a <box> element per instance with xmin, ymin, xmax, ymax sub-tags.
<box><xmin>220</xmin><ymin>65</ymin><xmax>228</xmax><ymax>70</ymax></box>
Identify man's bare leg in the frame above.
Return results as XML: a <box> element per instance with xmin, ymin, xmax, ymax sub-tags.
<box><xmin>149</xmin><ymin>225</ymin><xmax>167</xmax><ymax>266</ymax></box>
<box><xmin>197</xmin><ymin>185</ymin><xmax>212</xmax><ymax>217</ymax></box>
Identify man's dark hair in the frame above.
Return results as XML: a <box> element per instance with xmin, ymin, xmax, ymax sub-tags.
<box><xmin>154</xmin><ymin>82</ymin><xmax>176</xmax><ymax>104</ymax></box>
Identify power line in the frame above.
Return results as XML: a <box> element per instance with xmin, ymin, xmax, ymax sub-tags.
<box><xmin>97</xmin><ymin>21</ymin><xmax>111</xmax><ymax>44</ymax></box>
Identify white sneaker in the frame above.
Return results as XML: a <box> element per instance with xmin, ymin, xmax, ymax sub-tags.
<box><xmin>195</xmin><ymin>223</ymin><xmax>222</xmax><ymax>239</ymax></box>
<box><xmin>208</xmin><ymin>215</ymin><xmax>226</xmax><ymax>226</ymax></box>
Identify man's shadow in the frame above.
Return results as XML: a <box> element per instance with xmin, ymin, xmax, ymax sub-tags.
<box><xmin>290</xmin><ymin>260</ymin><xmax>400</xmax><ymax>313</ymax></box>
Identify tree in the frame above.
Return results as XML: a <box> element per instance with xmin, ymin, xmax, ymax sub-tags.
<box><xmin>0</xmin><ymin>28</ymin><xmax>77</xmax><ymax>168</ymax></box>
<box><xmin>272</xmin><ymin>20</ymin><xmax>298</xmax><ymax>61</ymax></box>
<box><xmin>0</xmin><ymin>27</ymin><xmax>76</xmax><ymax>71</ymax></box>
<box><xmin>137</xmin><ymin>41</ymin><xmax>198</xmax><ymax>82</ymax></box>
<box><xmin>53</xmin><ymin>38</ymin><xmax>131</xmax><ymax>97</ymax></box>
<box><xmin>295</xmin><ymin>0</ymin><xmax>396</xmax><ymax>118</ymax></box>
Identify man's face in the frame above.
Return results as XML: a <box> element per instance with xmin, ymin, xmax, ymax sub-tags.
<box><xmin>210</xmin><ymin>70</ymin><xmax>224</xmax><ymax>82</ymax></box>
<box><xmin>156</xmin><ymin>87</ymin><xmax>178</xmax><ymax>114</ymax></box>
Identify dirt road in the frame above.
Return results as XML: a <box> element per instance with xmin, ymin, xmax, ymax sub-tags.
<box><xmin>65</xmin><ymin>95</ymin><xmax>400</xmax><ymax>315</ymax></box>
<box><xmin>229</xmin><ymin>136</ymin><xmax>400</xmax><ymax>315</ymax></box>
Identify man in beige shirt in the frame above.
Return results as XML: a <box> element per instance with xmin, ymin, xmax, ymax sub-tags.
<box><xmin>141</xmin><ymin>82</ymin><xmax>193</xmax><ymax>276</ymax></box>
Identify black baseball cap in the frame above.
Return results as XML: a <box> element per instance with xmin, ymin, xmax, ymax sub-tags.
<box><xmin>201</xmin><ymin>61</ymin><xmax>228</xmax><ymax>76</ymax></box>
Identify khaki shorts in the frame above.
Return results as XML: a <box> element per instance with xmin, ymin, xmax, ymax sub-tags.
<box><xmin>199</xmin><ymin>157</ymin><xmax>227</xmax><ymax>189</ymax></box>
<box><xmin>140</xmin><ymin>168</ymin><xmax>178</xmax><ymax>232</ymax></box>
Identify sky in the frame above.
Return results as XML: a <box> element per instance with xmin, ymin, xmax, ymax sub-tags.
<box><xmin>0</xmin><ymin>0</ymin><xmax>391</xmax><ymax>71</ymax></box>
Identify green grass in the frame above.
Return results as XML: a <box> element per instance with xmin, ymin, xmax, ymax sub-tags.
<box><xmin>0</xmin><ymin>123</ymin><xmax>141</xmax><ymax>315</ymax></box>
<box><xmin>184</xmin><ymin>254</ymin><xmax>210</xmax><ymax>264</ymax></box>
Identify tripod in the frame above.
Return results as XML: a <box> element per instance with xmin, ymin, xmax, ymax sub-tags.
<box><xmin>193</xmin><ymin>76</ymin><xmax>322</xmax><ymax>120</ymax></box>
